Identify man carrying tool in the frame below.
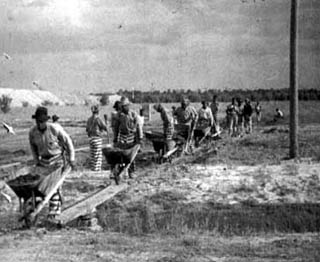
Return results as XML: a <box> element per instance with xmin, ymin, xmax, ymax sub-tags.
<box><xmin>86</xmin><ymin>105</ymin><xmax>108</xmax><ymax>171</ymax></box>
<box><xmin>153</xmin><ymin>103</ymin><xmax>175</xmax><ymax>153</ymax></box>
<box><xmin>113</xmin><ymin>97</ymin><xmax>143</xmax><ymax>177</ymax></box>
<box><xmin>174</xmin><ymin>97</ymin><xmax>198</xmax><ymax>154</ymax></box>
<box><xmin>195</xmin><ymin>101</ymin><xmax>213</xmax><ymax>146</ymax></box>
<box><xmin>29</xmin><ymin>106</ymin><xmax>75</xmax><ymax>221</ymax></box>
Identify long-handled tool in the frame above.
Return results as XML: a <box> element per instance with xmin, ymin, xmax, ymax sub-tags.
<box><xmin>184</xmin><ymin>120</ymin><xmax>197</xmax><ymax>155</ymax></box>
<box><xmin>115</xmin><ymin>144</ymin><xmax>140</xmax><ymax>184</ymax></box>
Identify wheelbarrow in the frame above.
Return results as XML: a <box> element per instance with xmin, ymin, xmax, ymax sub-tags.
<box><xmin>144</xmin><ymin>131</ymin><xmax>178</xmax><ymax>163</ymax></box>
<box><xmin>6</xmin><ymin>164</ymin><xmax>71</xmax><ymax>227</ymax></box>
<box><xmin>102</xmin><ymin>144</ymin><xmax>140</xmax><ymax>185</ymax></box>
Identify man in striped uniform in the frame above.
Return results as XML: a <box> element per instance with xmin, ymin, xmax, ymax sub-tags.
<box><xmin>86</xmin><ymin>105</ymin><xmax>108</xmax><ymax>171</ymax></box>
<box><xmin>153</xmin><ymin>103</ymin><xmax>175</xmax><ymax>152</ymax></box>
<box><xmin>113</xmin><ymin>97</ymin><xmax>143</xmax><ymax>176</ymax></box>
<box><xmin>29</xmin><ymin>107</ymin><xmax>75</xmax><ymax>220</ymax></box>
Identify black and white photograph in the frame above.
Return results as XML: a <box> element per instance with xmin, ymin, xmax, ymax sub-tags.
<box><xmin>0</xmin><ymin>0</ymin><xmax>320</xmax><ymax>261</ymax></box>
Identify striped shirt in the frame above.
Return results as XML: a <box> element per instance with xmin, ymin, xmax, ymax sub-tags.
<box><xmin>114</xmin><ymin>110</ymin><xmax>143</xmax><ymax>145</ymax></box>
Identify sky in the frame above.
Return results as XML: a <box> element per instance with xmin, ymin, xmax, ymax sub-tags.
<box><xmin>0</xmin><ymin>0</ymin><xmax>319</xmax><ymax>96</ymax></box>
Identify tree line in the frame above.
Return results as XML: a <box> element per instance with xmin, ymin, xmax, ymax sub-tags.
<box><xmin>114</xmin><ymin>88</ymin><xmax>320</xmax><ymax>103</ymax></box>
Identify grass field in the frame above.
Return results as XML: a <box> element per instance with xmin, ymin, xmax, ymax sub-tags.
<box><xmin>1</xmin><ymin>100</ymin><xmax>320</xmax><ymax>261</ymax></box>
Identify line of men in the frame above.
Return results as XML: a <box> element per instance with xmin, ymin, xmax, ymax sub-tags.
<box><xmin>225</xmin><ymin>97</ymin><xmax>264</xmax><ymax>137</ymax></box>
<box><xmin>26</xmin><ymin>97</ymin><xmax>143</xmax><ymax>224</ymax></box>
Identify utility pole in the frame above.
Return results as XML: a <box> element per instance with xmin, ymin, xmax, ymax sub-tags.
<box><xmin>289</xmin><ymin>0</ymin><xmax>299</xmax><ymax>158</ymax></box>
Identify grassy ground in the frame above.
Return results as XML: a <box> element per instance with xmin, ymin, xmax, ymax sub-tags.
<box><xmin>0</xmin><ymin>229</ymin><xmax>319</xmax><ymax>262</ymax></box>
<box><xmin>1</xmin><ymin>100</ymin><xmax>320</xmax><ymax>261</ymax></box>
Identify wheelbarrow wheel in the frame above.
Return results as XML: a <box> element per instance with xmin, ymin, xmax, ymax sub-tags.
<box><xmin>20</xmin><ymin>198</ymin><xmax>39</xmax><ymax>228</ymax></box>
<box><xmin>112</xmin><ymin>164</ymin><xmax>122</xmax><ymax>185</ymax></box>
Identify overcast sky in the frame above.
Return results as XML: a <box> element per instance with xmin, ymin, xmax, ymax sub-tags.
<box><xmin>0</xmin><ymin>0</ymin><xmax>319</xmax><ymax>95</ymax></box>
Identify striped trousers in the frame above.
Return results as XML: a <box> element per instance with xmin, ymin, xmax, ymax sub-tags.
<box><xmin>89</xmin><ymin>136</ymin><xmax>103</xmax><ymax>171</ymax></box>
<box><xmin>37</xmin><ymin>159</ymin><xmax>64</xmax><ymax>217</ymax></box>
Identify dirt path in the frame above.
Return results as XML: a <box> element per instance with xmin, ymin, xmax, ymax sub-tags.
<box><xmin>0</xmin><ymin>229</ymin><xmax>319</xmax><ymax>262</ymax></box>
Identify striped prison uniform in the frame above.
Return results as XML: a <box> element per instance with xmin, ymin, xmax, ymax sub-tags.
<box><xmin>89</xmin><ymin>137</ymin><xmax>103</xmax><ymax>171</ymax></box>
<box><xmin>114</xmin><ymin>110</ymin><xmax>143</xmax><ymax>175</ymax></box>
<box><xmin>86</xmin><ymin>114</ymin><xmax>108</xmax><ymax>171</ymax></box>
<box><xmin>29</xmin><ymin>123</ymin><xmax>75</xmax><ymax>216</ymax></box>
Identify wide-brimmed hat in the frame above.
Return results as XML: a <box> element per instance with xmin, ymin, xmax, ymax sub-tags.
<box><xmin>91</xmin><ymin>104</ymin><xmax>99</xmax><ymax>113</ymax></box>
<box><xmin>121</xmin><ymin>97</ymin><xmax>130</xmax><ymax>106</ymax></box>
<box><xmin>32</xmin><ymin>106</ymin><xmax>50</xmax><ymax>122</ymax></box>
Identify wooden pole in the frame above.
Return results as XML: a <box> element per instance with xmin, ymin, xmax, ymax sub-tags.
<box><xmin>289</xmin><ymin>0</ymin><xmax>299</xmax><ymax>159</ymax></box>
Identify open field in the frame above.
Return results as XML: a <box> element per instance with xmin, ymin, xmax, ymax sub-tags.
<box><xmin>1</xmin><ymin>100</ymin><xmax>320</xmax><ymax>261</ymax></box>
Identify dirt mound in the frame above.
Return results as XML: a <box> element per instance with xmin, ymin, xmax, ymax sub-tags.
<box><xmin>0</xmin><ymin>88</ymin><xmax>64</xmax><ymax>107</ymax></box>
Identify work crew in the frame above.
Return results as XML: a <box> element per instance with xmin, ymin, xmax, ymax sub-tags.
<box><xmin>153</xmin><ymin>103</ymin><xmax>175</xmax><ymax>152</ymax></box>
<box><xmin>243</xmin><ymin>98</ymin><xmax>253</xmax><ymax>134</ymax></box>
<box><xmin>29</xmin><ymin>106</ymin><xmax>75</xmax><ymax>220</ymax></box>
<box><xmin>86</xmin><ymin>105</ymin><xmax>108</xmax><ymax>171</ymax></box>
<box><xmin>226</xmin><ymin>97</ymin><xmax>238</xmax><ymax>137</ymax></box>
<box><xmin>113</xmin><ymin>97</ymin><xmax>143</xmax><ymax>176</ymax></box>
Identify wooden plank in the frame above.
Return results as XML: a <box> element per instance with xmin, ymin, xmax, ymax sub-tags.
<box><xmin>75</xmin><ymin>146</ymin><xmax>90</xmax><ymax>152</ymax></box>
<box><xmin>58</xmin><ymin>183</ymin><xmax>127</xmax><ymax>224</ymax></box>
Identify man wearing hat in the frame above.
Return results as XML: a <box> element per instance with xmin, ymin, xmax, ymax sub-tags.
<box><xmin>52</xmin><ymin>114</ymin><xmax>59</xmax><ymax>123</ymax></box>
<box><xmin>86</xmin><ymin>104</ymin><xmax>108</xmax><ymax>171</ymax></box>
<box><xmin>29</xmin><ymin>106</ymin><xmax>75</xmax><ymax>220</ymax></box>
<box><xmin>113</xmin><ymin>97</ymin><xmax>143</xmax><ymax>176</ymax></box>
<box><xmin>173</xmin><ymin>97</ymin><xmax>198</xmax><ymax>153</ymax></box>
<box><xmin>153</xmin><ymin>103</ymin><xmax>175</xmax><ymax>152</ymax></box>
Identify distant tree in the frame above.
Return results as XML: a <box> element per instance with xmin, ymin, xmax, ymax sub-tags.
<box><xmin>22</xmin><ymin>101</ymin><xmax>29</xmax><ymax>107</ymax></box>
<box><xmin>0</xmin><ymin>95</ymin><xmax>12</xmax><ymax>113</ymax></box>
<box><xmin>41</xmin><ymin>100</ymin><xmax>54</xmax><ymax>106</ymax></box>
